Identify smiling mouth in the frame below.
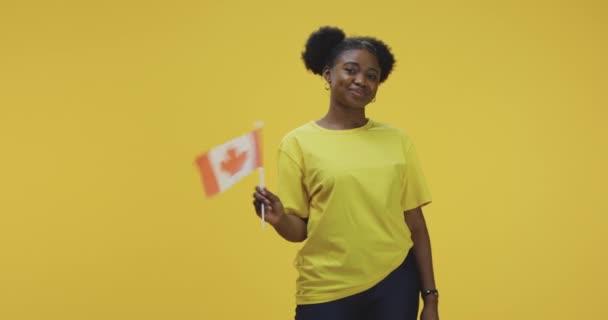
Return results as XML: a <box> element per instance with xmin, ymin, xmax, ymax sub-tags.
<box><xmin>350</xmin><ymin>89</ymin><xmax>367</xmax><ymax>97</ymax></box>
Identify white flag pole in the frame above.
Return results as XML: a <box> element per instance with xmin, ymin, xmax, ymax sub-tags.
<box><xmin>259</xmin><ymin>167</ymin><xmax>265</xmax><ymax>230</ymax></box>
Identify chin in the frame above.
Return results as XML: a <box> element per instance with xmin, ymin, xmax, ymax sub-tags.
<box><xmin>339</xmin><ymin>97</ymin><xmax>370</xmax><ymax>109</ymax></box>
<box><xmin>349</xmin><ymin>99</ymin><xmax>370</xmax><ymax>109</ymax></box>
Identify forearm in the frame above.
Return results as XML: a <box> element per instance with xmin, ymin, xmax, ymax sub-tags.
<box><xmin>405</xmin><ymin>207</ymin><xmax>438</xmax><ymax>306</ymax></box>
<box><xmin>411</xmin><ymin>223</ymin><xmax>438</xmax><ymax>305</ymax></box>
<box><xmin>272</xmin><ymin>214</ymin><xmax>307</xmax><ymax>242</ymax></box>
<box><xmin>412</xmin><ymin>227</ymin><xmax>436</xmax><ymax>287</ymax></box>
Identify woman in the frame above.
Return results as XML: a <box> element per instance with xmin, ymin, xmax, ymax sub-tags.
<box><xmin>253</xmin><ymin>26</ymin><xmax>439</xmax><ymax>320</ymax></box>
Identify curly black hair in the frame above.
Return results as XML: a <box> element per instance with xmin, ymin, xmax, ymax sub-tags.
<box><xmin>301</xmin><ymin>26</ymin><xmax>396</xmax><ymax>83</ymax></box>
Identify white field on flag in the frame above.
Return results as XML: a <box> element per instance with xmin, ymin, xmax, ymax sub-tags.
<box><xmin>205</xmin><ymin>131</ymin><xmax>261</xmax><ymax>193</ymax></box>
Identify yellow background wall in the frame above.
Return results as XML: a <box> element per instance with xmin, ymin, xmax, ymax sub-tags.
<box><xmin>1</xmin><ymin>0</ymin><xmax>606</xmax><ymax>319</ymax></box>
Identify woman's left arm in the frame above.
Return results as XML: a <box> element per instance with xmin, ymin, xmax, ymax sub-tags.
<box><xmin>405</xmin><ymin>206</ymin><xmax>439</xmax><ymax>320</ymax></box>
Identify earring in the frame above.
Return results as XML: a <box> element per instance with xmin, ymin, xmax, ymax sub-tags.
<box><xmin>325</xmin><ymin>82</ymin><xmax>330</xmax><ymax>91</ymax></box>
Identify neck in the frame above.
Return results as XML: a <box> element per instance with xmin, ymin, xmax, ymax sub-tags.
<box><xmin>318</xmin><ymin>102</ymin><xmax>368</xmax><ymax>130</ymax></box>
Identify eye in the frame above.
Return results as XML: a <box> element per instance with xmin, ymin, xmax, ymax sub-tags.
<box><xmin>345</xmin><ymin>67</ymin><xmax>356</xmax><ymax>74</ymax></box>
<box><xmin>367</xmin><ymin>73</ymin><xmax>379</xmax><ymax>81</ymax></box>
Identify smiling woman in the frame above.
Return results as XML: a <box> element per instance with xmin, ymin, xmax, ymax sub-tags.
<box><xmin>252</xmin><ymin>26</ymin><xmax>439</xmax><ymax>320</ymax></box>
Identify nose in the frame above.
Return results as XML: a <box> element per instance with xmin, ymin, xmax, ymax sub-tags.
<box><xmin>354</xmin><ymin>73</ymin><xmax>366</xmax><ymax>86</ymax></box>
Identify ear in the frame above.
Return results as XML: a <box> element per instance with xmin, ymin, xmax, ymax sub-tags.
<box><xmin>322</xmin><ymin>66</ymin><xmax>331</xmax><ymax>83</ymax></box>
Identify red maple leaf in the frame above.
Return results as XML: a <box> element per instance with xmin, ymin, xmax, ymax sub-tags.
<box><xmin>220</xmin><ymin>147</ymin><xmax>248</xmax><ymax>176</ymax></box>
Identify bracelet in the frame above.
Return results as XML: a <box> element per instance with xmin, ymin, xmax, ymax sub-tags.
<box><xmin>421</xmin><ymin>289</ymin><xmax>439</xmax><ymax>298</ymax></box>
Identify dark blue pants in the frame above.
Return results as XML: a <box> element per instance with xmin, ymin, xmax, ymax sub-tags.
<box><xmin>295</xmin><ymin>249</ymin><xmax>420</xmax><ymax>320</ymax></box>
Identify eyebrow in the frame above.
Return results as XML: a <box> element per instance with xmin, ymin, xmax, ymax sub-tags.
<box><xmin>343</xmin><ymin>61</ymin><xmax>380</xmax><ymax>74</ymax></box>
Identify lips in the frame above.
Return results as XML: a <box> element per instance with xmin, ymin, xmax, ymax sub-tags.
<box><xmin>349</xmin><ymin>88</ymin><xmax>367</xmax><ymax>98</ymax></box>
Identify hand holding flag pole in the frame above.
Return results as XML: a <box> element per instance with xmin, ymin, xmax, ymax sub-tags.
<box><xmin>259</xmin><ymin>167</ymin><xmax>265</xmax><ymax>229</ymax></box>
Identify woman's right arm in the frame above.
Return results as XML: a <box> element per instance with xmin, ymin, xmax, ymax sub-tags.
<box><xmin>253</xmin><ymin>187</ymin><xmax>308</xmax><ymax>242</ymax></box>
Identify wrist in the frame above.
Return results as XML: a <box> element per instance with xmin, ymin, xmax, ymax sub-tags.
<box><xmin>421</xmin><ymin>289</ymin><xmax>439</xmax><ymax>304</ymax></box>
<box><xmin>271</xmin><ymin>212</ymin><xmax>288</xmax><ymax>228</ymax></box>
<box><xmin>423</xmin><ymin>295</ymin><xmax>438</xmax><ymax>306</ymax></box>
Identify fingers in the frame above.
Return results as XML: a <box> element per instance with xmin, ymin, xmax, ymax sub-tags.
<box><xmin>252</xmin><ymin>199</ymin><xmax>261</xmax><ymax>214</ymax></box>
<box><xmin>252</xmin><ymin>196</ymin><xmax>273</xmax><ymax>215</ymax></box>
<box><xmin>255</xmin><ymin>186</ymin><xmax>280</xmax><ymax>203</ymax></box>
<box><xmin>253</xmin><ymin>190</ymin><xmax>271</xmax><ymax>206</ymax></box>
<box><xmin>252</xmin><ymin>187</ymin><xmax>279</xmax><ymax>219</ymax></box>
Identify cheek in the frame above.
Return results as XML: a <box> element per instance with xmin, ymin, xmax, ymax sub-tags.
<box><xmin>333</xmin><ymin>79</ymin><xmax>351</xmax><ymax>93</ymax></box>
<box><xmin>335</xmin><ymin>73</ymin><xmax>350</xmax><ymax>84</ymax></box>
<box><xmin>370</xmin><ymin>85</ymin><xmax>379</xmax><ymax>95</ymax></box>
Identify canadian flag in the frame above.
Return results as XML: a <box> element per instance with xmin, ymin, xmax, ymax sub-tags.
<box><xmin>195</xmin><ymin>128</ymin><xmax>263</xmax><ymax>197</ymax></box>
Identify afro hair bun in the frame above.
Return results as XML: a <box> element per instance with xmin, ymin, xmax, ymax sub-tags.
<box><xmin>301</xmin><ymin>26</ymin><xmax>346</xmax><ymax>75</ymax></box>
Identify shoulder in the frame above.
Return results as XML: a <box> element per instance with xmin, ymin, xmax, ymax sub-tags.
<box><xmin>369</xmin><ymin>120</ymin><xmax>415</xmax><ymax>148</ymax></box>
<box><xmin>279</xmin><ymin>121</ymin><xmax>317</xmax><ymax>146</ymax></box>
<box><xmin>369</xmin><ymin>120</ymin><xmax>399</xmax><ymax>132</ymax></box>
<box><xmin>280</xmin><ymin>121</ymin><xmax>316</xmax><ymax>140</ymax></box>
<box><xmin>277</xmin><ymin>121</ymin><xmax>317</xmax><ymax>156</ymax></box>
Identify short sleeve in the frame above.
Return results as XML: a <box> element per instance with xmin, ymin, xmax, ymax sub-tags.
<box><xmin>277</xmin><ymin>138</ymin><xmax>309</xmax><ymax>219</ymax></box>
<box><xmin>401</xmin><ymin>140</ymin><xmax>433</xmax><ymax>212</ymax></box>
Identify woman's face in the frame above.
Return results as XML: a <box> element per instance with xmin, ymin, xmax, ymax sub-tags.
<box><xmin>324</xmin><ymin>49</ymin><xmax>381</xmax><ymax>109</ymax></box>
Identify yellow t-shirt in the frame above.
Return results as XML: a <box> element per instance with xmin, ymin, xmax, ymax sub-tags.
<box><xmin>277</xmin><ymin>119</ymin><xmax>432</xmax><ymax>305</ymax></box>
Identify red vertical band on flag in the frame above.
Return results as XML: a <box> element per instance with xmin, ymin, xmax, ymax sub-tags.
<box><xmin>252</xmin><ymin>128</ymin><xmax>263</xmax><ymax>168</ymax></box>
<box><xmin>195</xmin><ymin>153</ymin><xmax>220</xmax><ymax>196</ymax></box>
